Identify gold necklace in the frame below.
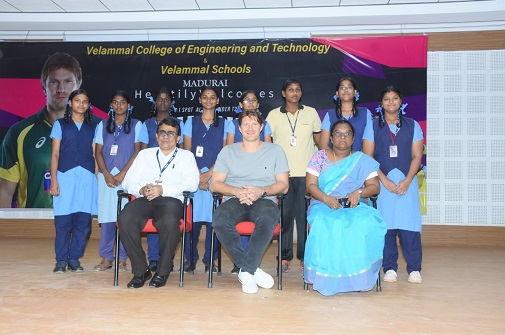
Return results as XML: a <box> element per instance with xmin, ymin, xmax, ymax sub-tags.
<box><xmin>332</xmin><ymin>150</ymin><xmax>351</xmax><ymax>171</ymax></box>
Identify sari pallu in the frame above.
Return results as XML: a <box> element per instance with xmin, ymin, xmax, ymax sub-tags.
<box><xmin>304</xmin><ymin>152</ymin><xmax>387</xmax><ymax>296</ymax></box>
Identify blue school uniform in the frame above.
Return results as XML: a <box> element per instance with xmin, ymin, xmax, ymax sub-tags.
<box><xmin>321</xmin><ymin>107</ymin><xmax>372</xmax><ymax>151</ymax></box>
<box><xmin>95</xmin><ymin>119</ymin><xmax>142</xmax><ymax>260</ymax></box>
<box><xmin>50</xmin><ymin>118</ymin><xmax>98</xmax><ymax>264</ymax></box>
<box><xmin>363</xmin><ymin>116</ymin><xmax>424</xmax><ymax>273</ymax></box>
<box><xmin>183</xmin><ymin>115</ymin><xmax>227</xmax><ymax>265</ymax></box>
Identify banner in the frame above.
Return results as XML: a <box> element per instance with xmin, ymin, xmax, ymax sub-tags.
<box><xmin>0</xmin><ymin>36</ymin><xmax>427</xmax><ymax>208</ymax></box>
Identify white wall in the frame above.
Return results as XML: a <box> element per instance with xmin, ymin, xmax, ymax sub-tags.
<box><xmin>424</xmin><ymin>50</ymin><xmax>505</xmax><ymax>226</ymax></box>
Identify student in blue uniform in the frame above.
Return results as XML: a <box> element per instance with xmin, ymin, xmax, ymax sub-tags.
<box><xmin>93</xmin><ymin>90</ymin><xmax>142</xmax><ymax>273</ymax></box>
<box><xmin>49</xmin><ymin>89</ymin><xmax>98</xmax><ymax>273</ymax></box>
<box><xmin>362</xmin><ymin>86</ymin><xmax>424</xmax><ymax>284</ymax></box>
<box><xmin>182</xmin><ymin>87</ymin><xmax>227</xmax><ymax>273</ymax></box>
<box><xmin>318</xmin><ymin>77</ymin><xmax>372</xmax><ymax>151</ymax></box>
<box><xmin>225</xmin><ymin>90</ymin><xmax>272</xmax><ymax>274</ymax></box>
<box><xmin>138</xmin><ymin>87</ymin><xmax>184</xmax><ymax>272</ymax></box>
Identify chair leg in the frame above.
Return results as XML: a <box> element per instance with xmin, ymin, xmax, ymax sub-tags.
<box><xmin>277</xmin><ymin>232</ymin><xmax>282</xmax><ymax>290</ymax></box>
<box><xmin>208</xmin><ymin>227</ymin><xmax>215</xmax><ymax>288</ymax></box>
<box><xmin>179</xmin><ymin>227</ymin><xmax>185</xmax><ymax>288</ymax></box>
<box><xmin>113</xmin><ymin>227</ymin><xmax>120</xmax><ymax>286</ymax></box>
<box><xmin>377</xmin><ymin>271</ymin><xmax>382</xmax><ymax>292</ymax></box>
<box><xmin>216</xmin><ymin>240</ymin><xmax>223</xmax><ymax>277</ymax></box>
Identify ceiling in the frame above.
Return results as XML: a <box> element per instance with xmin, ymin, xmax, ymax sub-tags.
<box><xmin>0</xmin><ymin>0</ymin><xmax>503</xmax><ymax>41</ymax></box>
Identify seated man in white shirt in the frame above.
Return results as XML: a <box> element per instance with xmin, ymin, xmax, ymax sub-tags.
<box><xmin>210</xmin><ymin>109</ymin><xmax>289</xmax><ymax>294</ymax></box>
<box><xmin>118</xmin><ymin>118</ymin><xmax>199</xmax><ymax>289</ymax></box>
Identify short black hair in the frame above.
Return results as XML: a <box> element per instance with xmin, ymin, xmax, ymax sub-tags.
<box><xmin>157</xmin><ymin>117</ymin><xmax>181</xmax><ymax>136</ymax></box>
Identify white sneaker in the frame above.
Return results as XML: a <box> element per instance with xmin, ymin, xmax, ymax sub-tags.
<box><xmin>238</xmin><ymin>270</ymin><xmax>258</xmax><ymax>294</ymax></box>
<box><xmin>383</xmin><ymin>269</ymin><xmax>397</xmax><ymax>282</ymax></box>
<box><xmin>254</xmin><ymin>268</ymin><xmax>274</xmax><ymax>289</ymax></box>
<box><xmin>408</xmin><ymin>271</ymin><xmax>422</xmax><ymax>284</ymax></box>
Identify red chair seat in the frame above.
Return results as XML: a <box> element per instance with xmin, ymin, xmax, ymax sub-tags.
<box><xmin>131</xmin><ymin>196</ymin><xmax>193</xmax><ymax>234</ymax></box>
<box><xmin>236</xmin><ymin>221</ymin><xmax>281</xmax><ymax>236</ymax></box>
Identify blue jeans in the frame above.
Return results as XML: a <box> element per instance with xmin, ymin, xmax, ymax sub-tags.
<box><xmin>212</xmin><ymin>198</ymin><xmax>279</xmax><ymax>274</ymax></box>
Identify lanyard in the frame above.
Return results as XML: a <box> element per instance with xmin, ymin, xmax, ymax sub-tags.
<box><xmin>156</xmin><ymin>148</ymin><xmax>178</xmax><ymax>180</ymax></box>
<box><xmin>113</xmin><ymin>124</ymin><xmax>123</xmax><ymax>144</ymax></box>
<box><xmin>388</xmin><ymin>125</ymin><xmax>400</xmax><ymax>146</ymax></box>
<box><xmin>286</xmin><ymin>110</ymin><xmax>300</xmax><ymax>136</ymax></box>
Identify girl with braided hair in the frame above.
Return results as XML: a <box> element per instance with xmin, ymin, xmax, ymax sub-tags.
<box><xmin>139</xmin><ymin>87</ymin><xmax>183</xmax><ymax>149</ymax></box>
<box><xmin>93</xmin><ymin>90</ymin><xmax>142</xmax><ymax>272</ymax></box>
<box><xmin>362</xmin><ymin>86</ymin><xmax>424</xmax><ymax>285</ymax></box>
<box><xmin>318</xmin><ymin>77</ymin><xmax>372</xmax><ymax>151</ymax></box>
<box><xmin>49</xmin><ymin>89</ymin><xmax>99</xmax><ymax>273</ymax></box>
<box><xmin>182</xmin><ymin>87</ymin><xmax>227</xmax><ymax>273</ymax></box>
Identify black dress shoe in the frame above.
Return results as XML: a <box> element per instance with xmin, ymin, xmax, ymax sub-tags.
<box><xmin>127</xmin><ymin>270</ymin><xmax>152</xmax><ymax>289</ymax></box>
<box><xmin>149</xmin><ymin>273</ymin><xmax>169</xmax><ymax>288</ymax></box>
<box><xmin>183</xmin><ymin>262</ymin><xmax>196</xmax><ymax>272</ymax></box>
<box><xmin>205</xmin><ymin>262</ymin><xmax>217</xmax><ymax>273</ymax></box>
<box><xmin>149</xmin><ymin>260</ymin><xmax>158</xmax><ymax>272</ymax></box>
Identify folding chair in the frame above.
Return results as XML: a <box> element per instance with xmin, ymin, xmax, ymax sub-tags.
<box><xmin>303</xmin><ymin>193</ymin><xmax>382</xmax><ymax>292</ymax></box>
<box><xmin>113</xmin><ymin>190</ymin><xmax>193</xmax><ymax>287</ymax></box>
<box><xmin>208</xmin><ymin>193</ymin><xmax>284</xmax><ymax>290</ymax></box>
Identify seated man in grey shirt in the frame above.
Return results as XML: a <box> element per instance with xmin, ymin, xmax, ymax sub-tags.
<box><xmin>210</xmin><ymin>109</ymin><xmax>289</xmax><ymax>294</ymax></box>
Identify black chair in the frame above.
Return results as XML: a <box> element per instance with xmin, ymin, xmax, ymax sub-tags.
<box><xmin>208</xmin><ymin>193</ymin><xmax>284</xmax><ymax>290</ymax></box>
<box><xmin>303</xmin><ymin>193</ymin><xmax>382</xmax><ymax>292</ymax></box>
<box><xmin>113</xmin><ymin>190</ymin><xmax>193</xmax><ymax>287</ymax></box>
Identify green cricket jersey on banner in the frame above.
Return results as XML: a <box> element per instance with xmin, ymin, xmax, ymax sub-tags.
<box><xmin>0</xmin><ymin>107</ymin><xmax>53</xmax><ymax>208</ymax></box>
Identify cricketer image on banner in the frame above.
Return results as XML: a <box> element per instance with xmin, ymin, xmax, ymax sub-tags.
<box><xmin>0</xmin><ymin>36</ymin><xmax>427</xmax><ymax>210</ymax></box>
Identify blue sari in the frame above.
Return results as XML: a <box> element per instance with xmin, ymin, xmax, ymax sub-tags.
<box><xmin>304</xmin><ymin>152</ymin><xmax>387</xmax><ymax>296</ymax></box>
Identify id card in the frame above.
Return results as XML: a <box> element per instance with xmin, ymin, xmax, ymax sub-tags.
<box><xmin>389</xmin><ymin>145</ymin><xmax>398</xmax><ymax>158</ymax></box>
<box><xmin>290</xmin><ymin>135</ymin><xmax>297</xmax><ymax>147</ymax></box>
<box><xmin>110</xmin><ymin>144</ymin><xmax>118</xmax><ymax>156</ymax></box>
<box><xmin>196</xmin><ymin>146</ymin><xmax>204</xmax><ymax>157</ymax></box>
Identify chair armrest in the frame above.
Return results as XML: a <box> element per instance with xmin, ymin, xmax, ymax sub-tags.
<box><xmin>117</xmin><ymin>190</ymin><xmax>135</xmax><ymax>202</ymax></box>
<box><xmin>366</xmin><ymin>194</ymin><xmax>379</xmax><ymax>209</ymax></box>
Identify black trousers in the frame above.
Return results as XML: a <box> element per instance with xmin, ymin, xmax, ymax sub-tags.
<box><xmin>118</xmin><ymin>197</ymin><xmax>183</xmax><ymax>277</ymax></box>
<box><xmin>281</xmin><ymin>176</ymin><xmax>307</xmax><ymax>261</ymax></box>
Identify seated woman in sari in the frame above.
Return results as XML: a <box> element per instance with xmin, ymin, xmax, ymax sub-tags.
<box><xmin>304</xmin><ymin>120</ymin><xmax>387</xmax><ymax>296</ymax></box>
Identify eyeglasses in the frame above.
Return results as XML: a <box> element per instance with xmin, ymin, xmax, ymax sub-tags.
<box><xmin>157</xmin><ymin>130</ymin><xmax>177</xmax><ymax>138</ymax></box>
<box><xmin>339</xmin><ymin>86</ymin><xmax>354</xmax><ymax>91</ymax></box>
<box><xmin>332</xmin><ymin>131</ymin><xmax>353</xmax><ymax>138</ymax></box>
<box><xmin>243</xmin><ymin>98</ymin><xmax>258</xmax><ymax>103</ymax></box>
<box><xmin>156</xmin><ymin>98</ymin><xmax>171</xmax><ymax>103</ymax></box>
<box><xmin>111</xmin><ymin>100</ymin><xmax>127</xmax><ymax>106</ymax></box>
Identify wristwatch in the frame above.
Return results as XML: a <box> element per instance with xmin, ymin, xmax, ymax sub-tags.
<box><xmin>357</xmin><ymin>189</ymin><xmax>363</xmax><ymax>197</ymax></box>
<box><xmin>261</xmin><ymin>187</ymin><xmax>267</xmax><ymax>198</ymax></box>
